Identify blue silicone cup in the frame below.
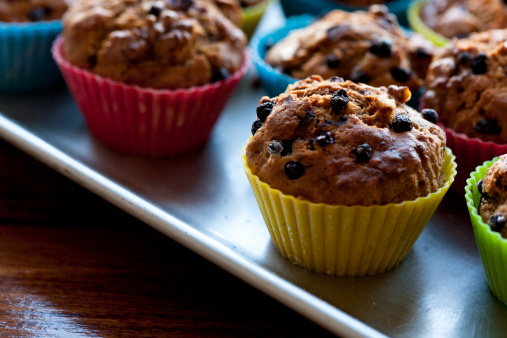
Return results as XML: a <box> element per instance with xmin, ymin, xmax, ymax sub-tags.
<box><xmin>251</xmin><ymin>15</ymin><xmax>313</xmax><ymax>98</ymax></box>
<box><xmin>0</xmin><ymin>20</ymin><xmax>63</xmax><ymax>93</ymax></box>
<box><xmin>280</xmin><ymin>0</ymin><xmax>410</xmax><ymax>26</ymax></box>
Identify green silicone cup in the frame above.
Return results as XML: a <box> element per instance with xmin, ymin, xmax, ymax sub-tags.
<box><xmin>465</xmin><ymin>158</ymin><xmax>507</xmax><ymax>306</ymax></box>
<box><xmin>407</xmin><ymin>0</ymin><xmax>450</xmax><ymax>47</ymax></box>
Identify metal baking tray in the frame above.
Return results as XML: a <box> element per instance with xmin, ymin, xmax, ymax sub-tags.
<box><xmin>0</xmin><ymin>4</ymin><xmax>506</xmax><ymax>337</ymax></box>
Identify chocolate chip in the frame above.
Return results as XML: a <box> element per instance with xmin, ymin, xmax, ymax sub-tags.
<box><xmin>475</xmin><ymin>118</ymin><xmax>501</xmax><ymax>135</ymax></box>
<box><xmin>251</xmin><ymin>120</ymin><xmax>263</xmax><ymax>135</ymax></box>
<box><xmin>471</xmin><ymin>53</ymin><xmax>488</xmax><ymax>74</ymax></box>
<box><xmin>148</xmin><ymin>4</ymin><xmax>164</xmax><ymax>16</ymax></box>
<box><xmin>28</xmin><ymin>7</ymin><xmax>49</xmax><ymax>22</ymax></box>
<box><xmin>489</xmin><ymin>214</ymin><xmax>506</xmax><ymax>233</ymax></box>
<box><xmin>415</xmin><ymin>48</ymin><xmax>432</xmax><ymax>59</ymax></box>
<box><xmin>353</xmin><ymin>143</ymin><xmax>372</xmax><ymax>163</ymax></box>
<box><xmin>369</xmin><ymin>39</ymin><xmax>392</xmax><ymax>58</ymax></box>
<box><xmin>329</xmin><ymin>76</ymin><xmax>344</xmax><ymax>82</ymax></box>
<box><xmin>391</xmin><ymin>114</ymin><xmax>413</xmax><ymax>133</ymax></box>
<box><xmin>330</xmin><ymin>89</ymin><xmax>349</xmax><ymax>113</ymax></box>
<box><xmin>391</xmin><ymin>67</ymin><xmax>412</xmax><ymax>83</ymax></box>
<box><xmin>421</xmin><ymin>109</ymin><xmax>438</xmax><ymax>124</ymax></box>
<box><xmin>256</xmin><ymin>101</ymin><xmax>274</xmax><ymax>122</ymax></box>
<box><xmin>284</xmin><ymin>161</ymin><xmax>305</xmax><ymax>180</ymax></box>
<box><xmin>350</xmin><ymin>70</ymin><xmax>370</xmax><ymax>84</ymax></box>
<box><xmin>457</xmin><ymin>52</ymin><xmax>471</xmax><ymax>66</ymax></box>
<box><xmin>314</xmin><ymin>131</ymin><xmax>335</xmax><ymax>147</ymax></box>
<box><xmin>326</xmin><ymin>54</ymin><xmax>340</xmax><ymax>69</ymax></box>
<box><xmin>267</xmin><ymin>140</ymin><xmax>283</xmax><ymax>156</ymax></box>
<box><xmin>212</xmin><ymin>67</ymin><xmax>229</xmax><ymax>82</ymax></box>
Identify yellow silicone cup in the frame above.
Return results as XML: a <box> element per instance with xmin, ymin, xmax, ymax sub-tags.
<box><xmin>465</xmin><ymin>158</ymin><xmax>507</xmax><ymax>306</ymax></box>
<box><xmin>243</xmin><ymin>148</ymin><xmax>457</xmax><ymax>276</ymax></box>
<box><xmin>408</xmin><ymin>0</ymin><xmax>450</xmax><ymax>47</ymax></box>
<box><xmin>241</xmin><ymin>0</ymin><xmax>271</xmax><ymax>39</ymax></box>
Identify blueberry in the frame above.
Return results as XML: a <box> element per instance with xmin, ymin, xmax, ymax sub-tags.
<box><xmin>369</xmin><ymin>39</ymin><xmax>392</xmax><ymax>57</ymax></box>
<box><xmin>391</xmin><ymin>67</ymin><xmax>412</xmax><ymax>83</ymax></box>
<box><xmin>391</xmin><ymin>114</ymin><xmax>413</xmax><ymax>133</ymax></box>
<box><xmin>475</xmin><ymin>118</ymin><xmax>501</xmax><ymax>135</ymax></box>
<box><xmin>314</xmin><ymin>131</ymin><xmax>335</xmax><ymax>147</ymax></box>
<box><xmin>167</xmin><ymin>0</ymin><xmax>194</xmax><ymax>10</ymax></box>
<box><xmin>471</xmin><ymin>53</ymin><xmax>488</xmax><ymax>75</ymax></box>
<box><xmin>148</xmin><ymin>4</ymin><xmax>163</xmax><ymax>16</ymax></box>
<box><xmin>326</xmin><ymin>54</ymin><xmax>340</xmax><ymax>69</ymax></box>
<box><xmin>415</xmin><ymin>48</ymin><xmax>432</xmax><ymax>59</ymax></box>
<box><xmin>267</xmin><ymin>140</ymin><xmax>283</xmax><ymax>156</ymax></box>
<box><xmin>421</xmin><ymin>109</ymin><xmax>439</xmax><ymax>124</ymax></box>
<box><xmin>28</xmin><ymin>7</ymin><xmax>49</xmax><ymax>22</ymax></box>
<box><xmin>212</xmin><ymin>67</ymin><xmax>229</xmax><ymax>82</ymax></box>
<box><xmin>251</xmin><ymin>120</ymin><xmax>263</xmax><ymax>135</ymax></box>
<box><xmin>353</xmin><ymin>143</ymin><xmax>372</xmax><ymax>163</ymax></box>
<box><xmin>330</xmin><ymin>89</ymin><xmax>349</xmax><ymax>113</ymax></box>
<box><xmin>350</xmin><ymin>70</ymin><xmax>370</xmax><ymax>84</ymax></box>
<box><xmin>329</xmin><ymin>76</ymin><xmax>344</xmax><ymax>82</ymax></box>
<box><xmin>477</xmin><ymin>179</ymin><xmax>484</xmax><ymax>194</ymax></box>
<box><xmin>256</xmin><ymin>101</ymin><xmax>274</xmax><ymax>122</ymax></box>
<box><xmin>457</xmin><ymin>52</ymin><xmax>471</xmax><ymax>66</ymax></box>
<box><xmin>284</xmin><ymin>161</ymin><xmax>305</xmax><ymax>180</ymax></box>
<box><xmin>489</xmin><ymin>214</ymin><xmax>506</xmax><ymax>233</ymax></box>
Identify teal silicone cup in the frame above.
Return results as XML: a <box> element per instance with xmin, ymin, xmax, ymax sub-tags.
<box><xmin>280</xmin><ymin>0</ymin><xmax>410</xmax><ymax>26</ymax></box>
<box><xmin>251</xmin><ymin>15</ymin><xmax>313</xmax><ymax>98</ymax></box>
<box><xmin>466</xmin><ymin>158</ymin><xmax>507</xmax><ymax>306</ymax></box>
<box><xmin>0</xmin><ymin>20</ymin><xmax>63</xmax><ymax>93</ymax></box>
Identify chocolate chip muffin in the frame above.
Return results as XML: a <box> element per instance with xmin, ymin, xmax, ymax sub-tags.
<box><xmin>62</xmin><ymin>0</ymin><xmax>247</xmax><ymax>89</ymax></box>
<box><xmin>0</xmin><ymin>0</ymin><xmax>71</xmax><ymax>22</ymax></box>
<box><xmin>420</xmin><ymin>0</ymin><xmax>506</xmax><ymax>39</ymax></box>
<box><xmin>478</xmin><ymin>155</ymin><xmax>507</xmax><ymax>238</ymax></box>
<box><xmin>423</xmin><ymin>29</ymin><xmax>507</xmax><ymax>143</ymax></box>
<box><xmin>265</xmin><ymin>6</ymin><xmax>434</xmax><ymax>94</ymax></box>
<box><xmin>246</xmin><ymin>76</ymin><xmax>446</xmax><ymax>206</ymax></box>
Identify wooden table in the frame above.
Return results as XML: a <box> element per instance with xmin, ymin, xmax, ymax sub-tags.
<box><xmin>0</xmin><ymin>139</ymin><xmax>336</xmax><ymax>337</ymax></box>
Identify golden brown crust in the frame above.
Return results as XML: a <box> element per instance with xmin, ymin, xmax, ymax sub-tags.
<box><xmin>479</xmin><ymin>155</ymin><xmax>507</xmax><ymax>238</ymax></box>
<box><xmin>62</xmin><ymin>0</ymin><xmax>246</xmax><ymax>89</ymax></box>
<box><xmin>0</xmin><ymin>0</ymin><xmax>71</xmax><ymax>22</ymax></box>
<box><xmin>265</xmin><ymin>6</ymin><xmax>435</xmax><ymax>94</ymax></box>
<box><xmin>423</xmin><ymin>29</ymin><xmax>507</xmax><ymax>143</ymax></box>
<box><xmin>246</xmin><ymin>76</ymin><xmax>447</xmax><ymax>206</ymax></box>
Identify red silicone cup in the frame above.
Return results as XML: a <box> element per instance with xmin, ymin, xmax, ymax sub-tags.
<box><xmin>440</xmin><ymin>124</ymin><xmax>507</xmax><ymax>195</ymax></box>
<box><xmin>52</xmin><ymin>35</ymin><xmax>249</xmax><ymax>156</ymax></box>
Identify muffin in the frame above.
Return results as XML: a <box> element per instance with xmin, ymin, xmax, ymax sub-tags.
<box><xmin>422</xmin><ymin>29</ymin><xmax>507</xmax><ymax>192</ymax></box>
<box><xmin>466</xmin><ymin>157</ymin><xmax>507</xmax><ymax>306</ymax></box>
<box><xmin>263</xmin><ymin>6</ymin><xmax>434</xmax><ymax>99</ymax></box>
<box><xmin>0</xmin><ymin>0</ymin><xmax>73</xmax><ymax>92</ymax></box>
<box><xmin>0</xmin><ymin>0</ymin><xmax>71</xmax><ymax>22</ymax></box>
<box><xmin>243</xmin><ymin>76</ymin><xmax>457</xmax><ymax>276</ymax></box>
<box><xmin>53</xmin><ymin>0</ymin><xmax>248</xmax><ymax>156</ymax></box>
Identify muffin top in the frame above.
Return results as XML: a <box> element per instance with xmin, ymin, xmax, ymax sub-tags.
<box><xmin>423</xmin><ymin>29</ymin><xmax>507</xmax><ymax>143</ymax></box>
<box><xmin>246</xmin><ymin>76</ymin><xmax>447</xmax><ymax>206</ymax></box>
<box><xmin>420</xmin><ymin>0</ymin><xmax>506</xmax><ymax>39</ymax></box>
<box><xmin>0</xmin><ymin>0</ymin><xmax>71</xmax><ymax>22</ymax></box>
<box><xmin>478</xmin><ymin>155</ymin><xmax>507</xmax><ymax>239</ymax></box>
<box><xmin>265</xmin><ymin>6</ymin><xmax>434</xmax><ymax>94</ymax></box>
<box><xmin>62</xmin><ymin>0</ymin><xmax>247</xmax><ymax>89</ymax></box>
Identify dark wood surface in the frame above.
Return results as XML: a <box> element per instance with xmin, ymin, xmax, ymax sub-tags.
<box><xmin>0</xmin><ymin>139</ymin><xmax>337</xmax><ymax>337</ymax></box>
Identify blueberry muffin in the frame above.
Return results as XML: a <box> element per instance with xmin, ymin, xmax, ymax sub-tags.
<box><xmin>265</xmin><ymin>6</ymin><xmax>435</xmax><ymax>94</ymax></box>
<box><xmin>423</xmin><ymin>29</ymin><xmax>507</xmax><ymax>143</ymax></box>
<box><xmin>246</xmin><ymin>75</ymin><xmax>446</xmax><ymax>206</ymax></box>
<box><xmin>478</xmin><ymin>155</ymin><xmax>507</xmax><ymax>238</ymax></box>
<box><xmin>420</xmin><ymin>0</ymin><xmax>506</xmax><ymax>39</ymax></box>
<box><xmin>62</xmin><ymin>0</ymin><xmax>247</xmax><ymax>89</ymax></box>
<box><xmin>0</xmin><ymin>0</ymin><xmax>71</xmax><ymax>22</ymax></box>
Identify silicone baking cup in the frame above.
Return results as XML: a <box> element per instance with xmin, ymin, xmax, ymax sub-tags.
<box><xmin>440</xmin><ymin>124</ymin><xmax>507</xmax><ymax>195</ymax></box>
<box><xmin>280</xmin><ymin>0</ymin><xmax>410</xmax><ymax>26</ymax></box>
<box><xmin>407</xmin><ymin>0</ymin><xmax>450</xmax><ymax>47</ymax></box>
<box><xmin>243</xmin><ymin>148</ymin><xmax>457</xmax><ymax>276</ymax></box>
<box><xmin>0</xmin><ymin>20</ymin><xmax>63</xmax><ymax>93</ymax></box>
<box><xmin>241</xmin><ymin>0</ymin><xmax>271</xmax><ymax>39</ymax></box>
<box><xmin>52</xmin><ymin>36</ymin><xmax>249</xmax><ymax>156</ymax></box>
<box><xmin>465</xmin><ymin>158</ymin><xmax>507</xmax><ymax>306</ymax></box>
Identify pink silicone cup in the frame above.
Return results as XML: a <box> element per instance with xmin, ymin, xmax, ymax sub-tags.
<box><xmin>52</xmin><ymin>35</ymin><xmax>249</xmax><ymax>156</ymax></box>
